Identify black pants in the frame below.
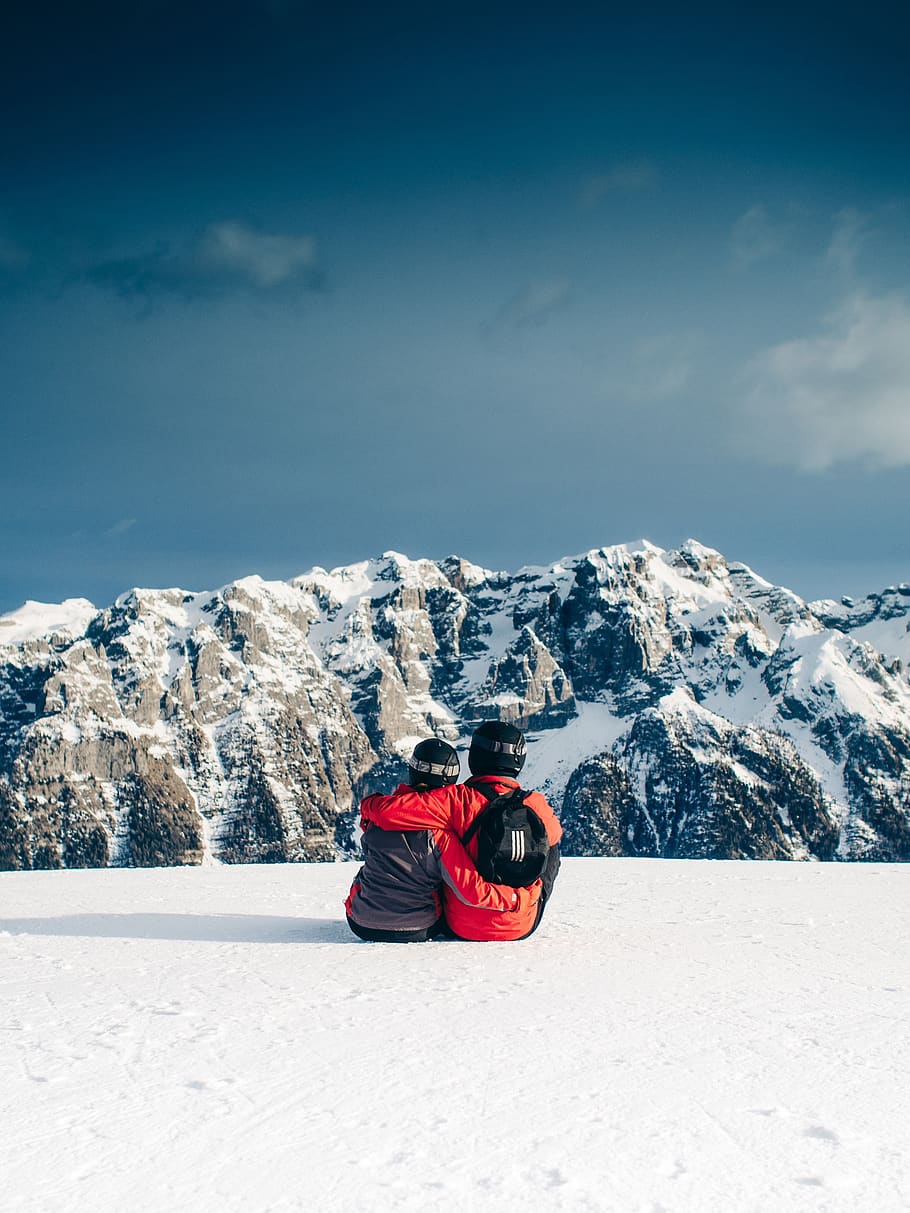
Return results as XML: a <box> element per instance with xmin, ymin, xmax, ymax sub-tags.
<box><xmin>346</xmin><ymin>915</ymin><xmax>445</xmax><ymax>943</ymax></box>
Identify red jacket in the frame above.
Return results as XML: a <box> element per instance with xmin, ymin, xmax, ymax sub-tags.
<box><xmin>359</xmin><ymin>776</ymin><xmax>562</xmax><ymax>941</ymax></box>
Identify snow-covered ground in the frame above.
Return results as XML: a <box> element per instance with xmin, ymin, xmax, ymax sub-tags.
<box><xmin>2</xmin><ymin>859</ymin><xmax>908</xmax><ymax>1212</ymax></box>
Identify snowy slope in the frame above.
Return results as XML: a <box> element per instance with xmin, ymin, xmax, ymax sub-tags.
<box><xmin>0</xmin><ymin>599</ymin><xmax>97</xmax><ymax>646</ymax></box>
<box><xmin>2</xmin><ymin>860</ymin><xmax>909</xmax><ymax>1213</ymax></box>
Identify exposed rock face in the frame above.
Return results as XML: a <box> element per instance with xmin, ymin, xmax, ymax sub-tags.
<box><xmin>0</xmin><ymin>580</ymin><xmax>376</xmax><ymax>869</ymax></box>
<box><xmin>559</xmin><ymin>756</ymin><xmax>635</xmax><ymax>857</ymax></box>
<box><xmin>610</xmin><ymin>701</ymin><xmax>839</xmax><ymax>860</ymax></box>
<box><xmin>2</xmin><ymin>540</ymin><xmax>910</xmax><ymax>868</ymax></box>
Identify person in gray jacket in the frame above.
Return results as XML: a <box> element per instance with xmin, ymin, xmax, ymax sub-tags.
<box><xmin>344</xmin><ymin>738</ymin><xmax>460</xmax><ymax>942</ymax></box>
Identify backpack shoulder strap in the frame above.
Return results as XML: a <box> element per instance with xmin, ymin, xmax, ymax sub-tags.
<box><xmin>466</xmin><ymin>781</ymin><xmax>499</xmax><ymax>803</ymax></box>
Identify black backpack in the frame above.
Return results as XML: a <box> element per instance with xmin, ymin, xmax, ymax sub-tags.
<box><xmin>462</xmin><ymin>784</ymin><xmax>550</xmax><ymax>887</ymax></box>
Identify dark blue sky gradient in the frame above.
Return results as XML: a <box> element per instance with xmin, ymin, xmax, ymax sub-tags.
<box><xmin>2</xmin><ymin>1</ymin><xmax>909</xmax><ymax>610</ymax></box>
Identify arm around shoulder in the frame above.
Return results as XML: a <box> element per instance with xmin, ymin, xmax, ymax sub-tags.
<box><xmin>436</xmin><ymin>831</ymin><xmax>541</xmax><ymax>912</ymax></box>
<box><xmin>360</xmin><ymin>785</ymin><xmax>455</xmax><ymax>831</ymax></box>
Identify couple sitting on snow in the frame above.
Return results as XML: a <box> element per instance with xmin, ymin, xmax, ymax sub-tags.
<box><xmin>345</xmin><ymin>721</ymin><xmax>562</xmax><ymax>942</ymax></box>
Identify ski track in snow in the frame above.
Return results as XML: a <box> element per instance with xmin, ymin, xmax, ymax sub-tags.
<box><xmin>1</xmin><ymin>860</ymin><xmax>909</xmax><ymax>1213</ymax></box>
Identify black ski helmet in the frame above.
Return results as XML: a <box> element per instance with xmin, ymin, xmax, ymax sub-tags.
<box><xmin>407</xmin><ymin>738</ymin><xmax>460</xmax><ymax>789</ymax></box>
<box><xmin>468</xmin><ymin>720</ymin><xmax>527</xmax><ymax>777</ymax></box>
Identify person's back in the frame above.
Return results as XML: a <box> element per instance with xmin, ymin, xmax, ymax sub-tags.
<box><xmin>359</xmin><ymin>722</ymin><xmax>562</xmax><ymax>941</ymax></box>
<box><xmin>345</xmin><ymin>822</ymin><xmax>445</xmax><ymax>942</ymax></box>
<box><xmin>345</xmin><ymin>739</ymin><xmax>459</xmax><ymax>942</ymax></box>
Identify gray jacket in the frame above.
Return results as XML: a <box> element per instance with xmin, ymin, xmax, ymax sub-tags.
<box><xmin>346</xmin><ymin>825</ymin><xmax>443</xmax><ymax>932</ymax></box>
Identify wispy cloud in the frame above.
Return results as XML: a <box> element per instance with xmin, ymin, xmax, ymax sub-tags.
<box><xmin>825</xmin><ymin>208</ymin><xmax>871</xmax><ymax>276</ymax></box>
<box><xmin>486</xmin><ymin>278</ymin><xmax>572</xmax><ymax>332</ymax></box>
<box><xmin>626</xmin><ymin>334</ymin><xmax>699</xmax><ymax>402</ymax></box>
<box><xmin>739</xmin><ymin>291</ymin><xmax>910</xmax><ymax>470</ymax></box>
<box><xmin>197</xmin><ymin>222</ymin><xmax>317</xmax><ymax>288</ymax></box>
<box><xmin>105</xmin><ymin>517</ymin><xmax>137</xmax><ymax>538</ymax></box>
<box><xmin>730</xmin><ymin>204</ymin><xmax>787</xmax><ymax>268</ymax></box>
<box><xmin>579</xmin><ymin>161</ymin><xmax>658</xmax><ymax>209</ymax></box>
<box><xmin>81</xmin><ymin>221</ymin><xmax>322</xmax><ymax>302</ymax></box>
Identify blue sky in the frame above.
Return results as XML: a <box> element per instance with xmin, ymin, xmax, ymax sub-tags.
<box><xmin>2</xmin><ymin>1</ymin><xmax>909</xmax><ymax>611</ymax></box>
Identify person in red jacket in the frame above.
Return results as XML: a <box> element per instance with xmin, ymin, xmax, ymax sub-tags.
<box><xmin>345</xmin><ymin>738</ymin><xmax>526</xmax><ymax>942</ymax></box>
<box><xmin>359</xmin><ymin>721</ymin><xmax>562</xmax><ymax>941</ymax></box>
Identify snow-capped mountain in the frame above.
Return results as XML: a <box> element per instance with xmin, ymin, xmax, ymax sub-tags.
<box><xmin>2</xmin><ymin>539</ymin><xmax>909</xmax><ymax>869</ymax></box>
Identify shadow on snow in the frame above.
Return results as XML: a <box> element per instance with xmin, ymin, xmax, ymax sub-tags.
<box><xmin>0</xmin><ymin>913</ymin><xmax>355</xmax><ymax>944</ymax></box>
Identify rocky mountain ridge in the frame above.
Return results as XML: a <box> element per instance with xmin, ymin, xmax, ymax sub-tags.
<box><xmin>2</xmin><ymin>539</ymin><xmax>909</xmax><ymax>869</ymax></box>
